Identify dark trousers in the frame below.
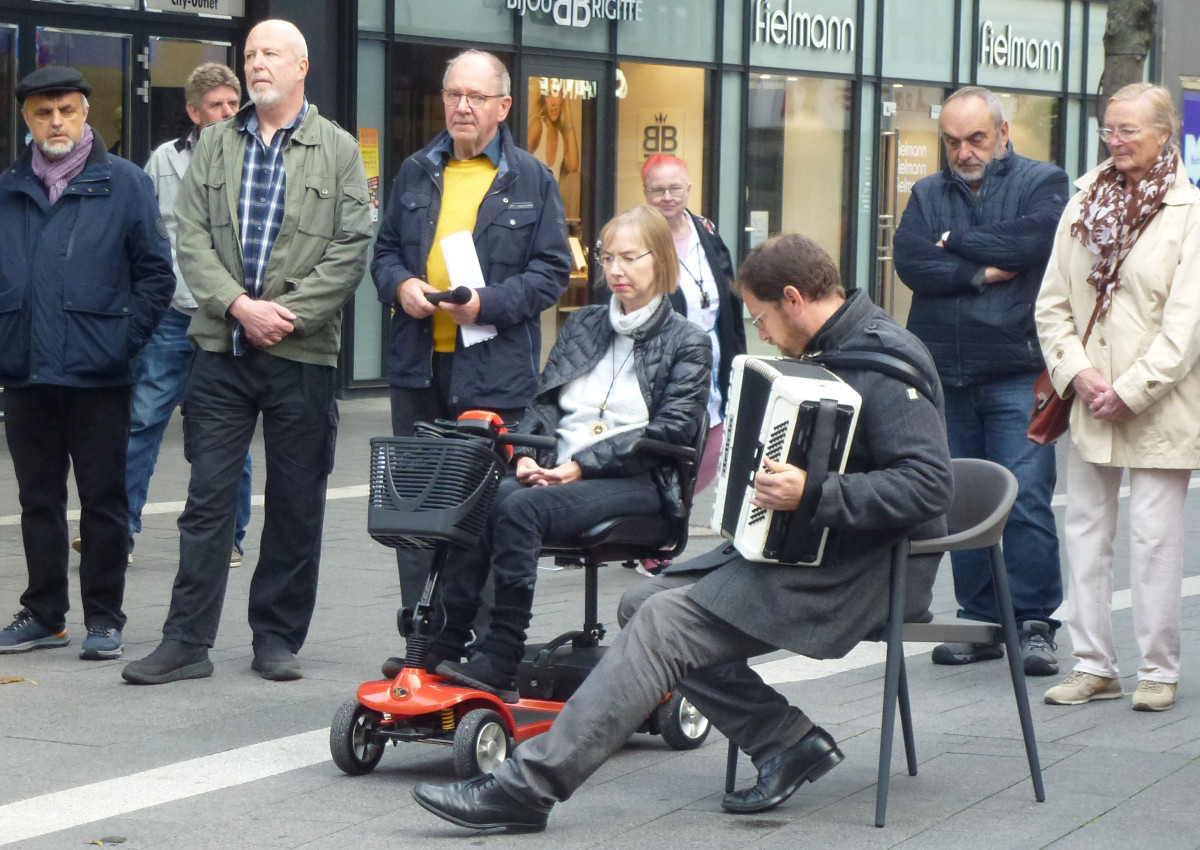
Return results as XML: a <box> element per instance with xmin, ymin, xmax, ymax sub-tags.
<box><xmin>440</xmin><ymin>473</ymin><xmax>663</xmax><ymax>623</ymax></box>
<box><xmin>389</xmin><ymin>352</ymin><xmax>523</xmax><ymax>612</ymax></box>
<box><xmin>4</xmin><ymin>384</ymin><xmax>132</xmax><ymax>630</ymax></box>
<box><xmin>162</xmin><ymin>350</ymin><xmax>337</xmax><ymax>652</ymax></box>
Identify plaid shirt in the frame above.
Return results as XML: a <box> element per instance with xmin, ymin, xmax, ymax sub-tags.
<box><xmin>233</xmin><ymin>101</ymin><xmax>308</xmax><ymax>353</ymax></box>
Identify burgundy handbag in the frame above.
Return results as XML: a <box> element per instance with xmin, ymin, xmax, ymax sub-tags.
<box><xmin>1027</xmin><ymin>298</ymin><xmax>1103</xmax><ymax>446</ymax></box>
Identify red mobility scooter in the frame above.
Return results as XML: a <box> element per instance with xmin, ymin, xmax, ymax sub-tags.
<box><xmin>330</xmin><ymin>410</ymin><xmax>710</xmax><ymax>779</ymax></box>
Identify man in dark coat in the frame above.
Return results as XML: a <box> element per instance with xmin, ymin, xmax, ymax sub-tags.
<box><xmin>370</xmin><ymin>49</ymin><xmax>571</xmax><ymax>677</ymax></box>
<box><xmin>409</xmin><ymin>233</ymin><xmax>954</xmax><ymax>833</ymax></box>
<box><xmin>893</xmin><ymin>86</ymin><xmax>1070</xmax><ymax>676</ymax></box>
<box><xmin>0</xmin><ymin>66</ymin><xmax>174</xmax><ymax>660</ymax></box>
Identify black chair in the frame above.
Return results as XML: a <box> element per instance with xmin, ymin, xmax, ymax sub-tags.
<box><xmin>723</xmin><ymin>457</ymin><xmax>1045</xmax><ymax>827</ymax></box>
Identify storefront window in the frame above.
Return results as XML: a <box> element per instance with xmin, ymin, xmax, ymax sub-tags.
<box><xmin>1001</xmin><ymin>91</ymin><xmax>1059</xmax><ymax>165</ymax></box>
<box><xmin>615</xmin><ymin>63</ymin><xmax>709</xmax><ymax>215</ymax></box>
<box><xmin>36</xmin><ymin>28</ymin><xmax>130</xmax><ymax>158</ymax></box>
<box><xmin>353</xmin><ymin>39</ymin><xmax>387</xmax><ymax>383</ymax></box>
<box><xmin>745</xmin><ymin>74</ymin><xmax>852</xmax><ymax>308</ymax></box>
<box><xmin>0</xmin><ymin>25</ymin><xmax>15</xmax><ymax>170</ymax></box>
<box><xmin>618</xmin><ymin>0</ymin><xmax>716</xmax><ymax>63</ymax></box>
<box><xmin>148</xmin><ymin>38</ymin><xmax>233</xmax><ymax>151</ymax></box>
<box><xmin>395</xmin><ymin>0</ymin><xmax>512</xmax><ymax>44</ymax></box>
<box><xmin>881</xmin><ymin>0</ymin><xmax>954</xmax><ymax>82</ymax></box>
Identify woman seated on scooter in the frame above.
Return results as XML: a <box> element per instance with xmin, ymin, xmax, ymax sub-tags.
<box><xmin>433</xmin><ymin>204</ymin><xmax>713</xmax><ymax>703</ymax></box>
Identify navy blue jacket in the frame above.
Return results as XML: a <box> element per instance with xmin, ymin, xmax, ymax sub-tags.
<box><xmin>370</xmin><ymin>124</ymin><xmax>571</xmax><ymax>409</ymax></box>
<box><xmin>893</xmin><ymin>145</ymin><xmax>1069</xmax><ymax>386</ymax></box>
<box><xmin>0</xmin><ymin>134</ymin><xmax>174</xmax><ymax>388</ymax></box>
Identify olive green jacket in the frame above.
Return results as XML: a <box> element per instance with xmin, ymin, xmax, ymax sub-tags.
<box><xmin>175</xmin><ymin>102</ymin><xmax>372</xmax><ymax>366</ymax></box>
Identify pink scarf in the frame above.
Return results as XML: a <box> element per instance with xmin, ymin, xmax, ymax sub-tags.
<box><xmin>1070</xmin><ymin>144</ymin><xmax>1179</xmax><ymax>318</ymax></box>
<box><xmin>30</xmin><ymin>124</ymin><xmax>94</xmax><ymax>205</ymax></box>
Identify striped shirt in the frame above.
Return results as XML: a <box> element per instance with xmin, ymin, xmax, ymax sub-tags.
<box><xmin>232</xmin><ymin>100</ymin><xmax>308</xmax><ymax>354</ymax></box>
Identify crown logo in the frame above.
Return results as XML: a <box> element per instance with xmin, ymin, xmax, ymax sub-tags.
<box><xmin>654</xmin><ymin>112</ymin><xmax>667</xmax><ymax>124</ymax></box>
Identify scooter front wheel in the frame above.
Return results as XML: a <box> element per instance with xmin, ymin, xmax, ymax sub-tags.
<box><xmin>453</xmin><ymin>708</ymin><xmax>511</xmax><ymax>778</ymax></box>
<box><xmin>330</xmin><ymin>698</ymin><xmax>386</xmax><ymax>775</ymax></box>
<box><xmin>655</xmin><ymin>692</ymin><xmax>711</xmax><ymax>750</ymax></box>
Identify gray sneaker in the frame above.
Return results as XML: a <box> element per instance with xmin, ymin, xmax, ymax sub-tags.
<box><xmin>0</xmin><ymin>609</ymin><xmax>69</xmax><ymax>653</ymax></box>
<box><xmin>80</xmin><ymin>626</ymin><xmax>124</xmax><ymax>660</ymax></box>
<box><xmin>1019</xmin><ymin>621</ymin><xmax>1059</xmax><ymax>676</ymax></box>
<box><xmin>931</xmin><ymin>640</ymin><xmax>1004</xmax><ymax>665</ymax></box>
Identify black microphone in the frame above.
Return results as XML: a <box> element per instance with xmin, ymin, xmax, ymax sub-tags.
<box><xmin>424</xmin><ymin>286</ymin><xmax>473</xmax><ymax>305</ymax></box>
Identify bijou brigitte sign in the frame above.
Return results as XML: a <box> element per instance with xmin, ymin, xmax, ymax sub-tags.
<box><xmin>506</xmin><ymin>0</ymin><xmax>644</xmax><ymax>27</ymax></box>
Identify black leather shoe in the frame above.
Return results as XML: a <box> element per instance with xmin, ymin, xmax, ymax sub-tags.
<box><xmin>931</xmin><ymin>640</ymin><xmax>1004</xmax><ymax>665</ymax></box>
<box><xmin>412</xmin><ymin>774</ymin><xmax>549</xmax><ymax>833</ymax></box>
<box><xmin>722</xmin><ymin>726</ymin><xmax>845</xmax><ymax>814</ymax></box>
<box><xmin>251</xmin><ymin>645</ymin><xmax>302</xmax><ymax>681</ymax></box>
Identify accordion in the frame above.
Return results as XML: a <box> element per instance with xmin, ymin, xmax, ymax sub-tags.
<box><xmin>710</xmin><ymin>356</ymin><xmax>861</xmax><ymax>566</ymax></box>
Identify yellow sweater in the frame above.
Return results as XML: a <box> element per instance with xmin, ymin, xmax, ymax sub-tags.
<box><xmin>427</xmin><ymin>156</ymin><xmax>497</xmax><ymax>352</ymax></box>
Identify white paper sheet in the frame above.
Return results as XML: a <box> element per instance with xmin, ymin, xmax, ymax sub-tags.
<box><xmin>439</xmin><ymin>230</ymin><xmax>498</xmax><ymax>347</ymax></box>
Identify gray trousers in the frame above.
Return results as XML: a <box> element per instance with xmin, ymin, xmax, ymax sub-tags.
<box><xmin>493</xmin><ymin>571</ymin><xmax>813</xmax><ymax>809</ymax></box>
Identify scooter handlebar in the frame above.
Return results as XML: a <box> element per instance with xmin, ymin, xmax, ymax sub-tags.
<box><xmin>500</xmin><ymin>432</ymin><xmax>557</xmax><ymax>450</ymax></box>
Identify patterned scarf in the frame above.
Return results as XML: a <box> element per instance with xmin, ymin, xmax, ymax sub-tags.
<box><xmin>30</xmin><ymin>124</ymin><xmax>94</xmax><ymax>205</ymax></box>
<box><xmin>1070</xmin><ymin>143</ymin><xmax>1179</xmax><ymax>318</ymax></box>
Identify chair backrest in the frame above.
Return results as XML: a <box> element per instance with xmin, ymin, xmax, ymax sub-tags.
<box><xmin>909</xmin><ymin>457</ymin><xmax>1018</xmax><ymax>557</ymax></box>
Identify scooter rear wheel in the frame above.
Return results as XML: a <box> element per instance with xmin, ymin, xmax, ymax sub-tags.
<box><xmin>330</xmin><ymin>698</ymin><xmax>386</xmax><ymax>775</ymax></box>
<box><xmin>453</xmin><ymin>708</ymin><xmax>511</xmax><ymax>778</ymax></box>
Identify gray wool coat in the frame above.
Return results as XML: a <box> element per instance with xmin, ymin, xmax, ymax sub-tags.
<box><xmin>673</xmin><ymin>290</ymin><xmax>954</xmax><ymax>660</ymax></box>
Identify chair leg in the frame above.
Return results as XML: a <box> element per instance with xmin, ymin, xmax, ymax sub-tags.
<box><xmin>724</xmin><ymin>738</ymin><xmax>738</xmax><ymax>793</ymax></box>
<box><xmin>876</xmin><ymin>541</ymin><xmax>910</xmax><ymax>828</ymax></box>
<box><xmin>897</xmin><ymin>656</ymin><xmax>917</xmax><ymax>776</ymax></box>
<box><xmin>989</xmin><ymin>544</ymin><xmax>1046</xmax><ymax>803</ymax></box>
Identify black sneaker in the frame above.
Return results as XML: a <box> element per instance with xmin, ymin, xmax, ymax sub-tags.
<box><xmin>1019</xmin><ymin>621</ymin><xmax>1059</xmax><ymax>676</ymax></box>
<box><xmin>122</xmin><ymin>639</ymin><xmax>213</xmax><ymax>684</ymax></box>
<box><xmin>436</xmin><ymin>655</ymin><xmax>519</xmax><ymax>704</ymax></box>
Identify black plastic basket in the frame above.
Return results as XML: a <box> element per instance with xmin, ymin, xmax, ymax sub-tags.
<box><xmin>367</xmin><ymin>436</ymin><xmax>504</xmax><ymax>551</ymax></box>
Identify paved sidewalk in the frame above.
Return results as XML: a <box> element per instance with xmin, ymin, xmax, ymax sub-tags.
<box><xmin>1</xmin><ymin>395</ymin><xmax>1199</xmax><ymax>849</ymax></box>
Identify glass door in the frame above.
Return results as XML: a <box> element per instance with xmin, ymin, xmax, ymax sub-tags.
<box><xmin>36</xmin><ymin>28</ymin><xmax>131</xmax><ymax>159</ymax></box>
<box><xmin>520</xmin><ymin>58</ymin><xmax>607</xmax><ymax>356</ymax></box>
<box><xmin>877</xmin><ymin>83</ymin><xmax>944</xmax><ymax>326</ymax></box>
<box><xmin>148</xmin><ymin>37</ymin><xmax>236</xmax><ymax>151</ymax></box>
<box><xmin>0</xmin><ymin>24</ymin><xmax>16</xmax><ymax>170</ymax></box>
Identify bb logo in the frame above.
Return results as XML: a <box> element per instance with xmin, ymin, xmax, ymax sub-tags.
<box><xmin>643</xmin><ymin>113</ymin><xmax>678</xmax><ymax>155</ymax></box>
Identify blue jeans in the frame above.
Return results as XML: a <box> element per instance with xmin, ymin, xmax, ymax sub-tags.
<box><xmin>943</xmin><ymin>373</ymin><xmax>1062</xmax><ymax>628</ymax></box>
<box><xmin>126</xmin><ymin>308</ymin><xmax>253</xmax><ymax>553</ymax></box>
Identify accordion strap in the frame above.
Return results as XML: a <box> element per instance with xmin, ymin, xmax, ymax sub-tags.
<box><xmin>808</xmin><ymin>350</ymin><xmax>937</xmax><ymax>404</ymax></box>
<box><xmin>782</xmin><ymin>397</ymin><xmax>839</xmax><ymax>556</ymax></box>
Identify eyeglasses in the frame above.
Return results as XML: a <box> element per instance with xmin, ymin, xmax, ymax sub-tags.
<box><xmin>442</xmin><ymin>90</ymin><xmax>506</xmax><ymax>109</ymax></box>
<box><xmin>644</xmin><ymin>184</ymin><xmax>689</xmax><ymax>200</ymax></box>
<box><xmin>1097</xmin><ymin>126</ymin><xmax>1143</xmax><ymax>143</ymax></box>
<box><xmin>598</xmin><ymin>251</ymin><xmax>652</xmax><ymax>268</ymax></box>
<box><xmin>750</xmin><ymin>307</ymin><xmax>770</xmax><ymax>331</ymax></box>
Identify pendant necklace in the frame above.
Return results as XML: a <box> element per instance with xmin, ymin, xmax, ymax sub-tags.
<box><xmin>592</xmin><ymin>342</ymin><xmax>636</xmax><ymax>436</ymax></box>
<box><xmin>679</xmin><ymin>242</ymin><xmax>711</xmax><ymax>309</ymax></box>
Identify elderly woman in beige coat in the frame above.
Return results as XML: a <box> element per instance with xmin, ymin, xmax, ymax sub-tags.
<box><xmin>1036</xmin><ymin>83</ymin><xmax>1200</xmax><ymax>713</ymax></box>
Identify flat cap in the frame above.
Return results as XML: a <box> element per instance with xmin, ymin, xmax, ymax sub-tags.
<box><xmin>15</xmin><ymin>66</ymin><xmax>92</xmax><ymax>103</ymax></box>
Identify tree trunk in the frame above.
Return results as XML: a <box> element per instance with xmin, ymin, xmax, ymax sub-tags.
<box><xmin>1096</xmin><ymin>0</ymin><xmax>1156</xmax><ymax>161</ymax></box>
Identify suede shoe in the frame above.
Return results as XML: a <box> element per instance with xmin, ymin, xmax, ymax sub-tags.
<box><xmin>1019</xmin><ymin>621</ymin><xmax>1059</xmax><ymax>676</ymax></box>
<box><xmin>722</xmin><ymin>725</ymin><xmax>845</xmax><ymax>814</ymax></box>
<box><xmin>251</xmin><ymin>645</ymin><xmax>302</xmax><ymax>681</ymax></box>
<box><xmin>931</xmin><ymin>640</ymin><xmax>1004</xmax><ymax>665</ymax></box>
<box><xmin>122</xmin><ymin>639</ymin><xmax>213</xmax><ymax>684</ymax></box>
<box><xmin>1132</xmin><ymin>680</ymin><xmax>1176</xmax><ymax>712</ymax></box>
<box><xmin>80</xmin><ymin>626</ymin><xmax>123</xmax><ymax>660</ymax></box>
<box><xmin>1044</xmin><ymin>670</ymin><xmax>1123</xmax><ymax>705</ymax></box>
<box><xmin>437</xmin><ymin>655</ymin><xmax>520</xmax><ymax>703</ymax></box>
<box><xmin>0</xmin><ymin>609</ymin><xmax>69</xmax><ymax>654</ymax></box>
<box><xmin>412</xmin><ymin>773</ymin><xmax>549</xmax><ymax>833</ymax></box>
